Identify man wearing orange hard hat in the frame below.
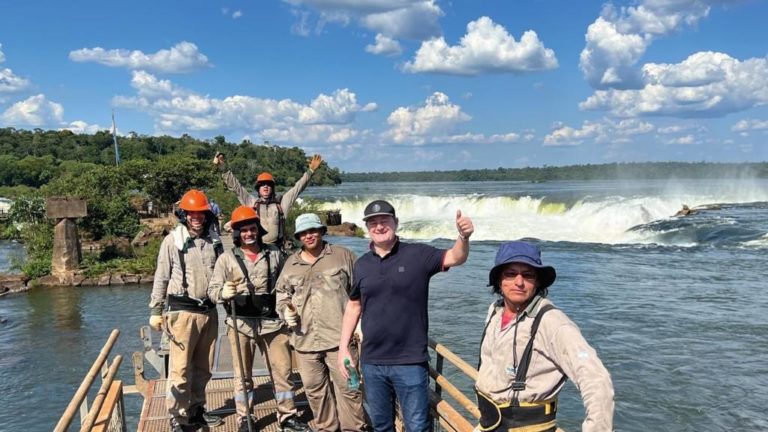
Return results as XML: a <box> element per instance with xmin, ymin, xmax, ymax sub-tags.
<box><xmin>208</xmin><ymin>206</ymin><xmax>310</xmax><ymax>432</ymax></box>
<box><xmin>214</xmin><ymin>152</ymin><xmax>323</xmax><ymax>249</ymax></box>
<box><xmin>149</xmin><ymin>189</ymin><xmax>223</xmax><ymax>431</ymax></box>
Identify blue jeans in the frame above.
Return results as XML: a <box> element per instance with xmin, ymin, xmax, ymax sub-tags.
<box><xmin>361</xmin><ymin>363</ymin><xmax>430</xmax><ymax>432</ymax></box>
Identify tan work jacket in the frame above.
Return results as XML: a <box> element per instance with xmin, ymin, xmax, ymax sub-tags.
<box><xmin>208</xmin><ymin>244</ymin><xmax>285</xmax><ymax>337</ymax></box>
<box><xmin>149</xmin><ymin>225</ymin><xmax>218</xmax><ymax>315</ymax></box>
<box><xmin>221</xmin><ymin>169</ymin><xmax>313</xmax><ymax>245</ymax></box>
<box><xmin>475</xmin><ymin>296</ymin><xmax>614</xmax><ymax>432</ymax></box>
<box><xmin>275</xmin><ymin>243</ymin><xmax>356</xmax><ymax>352</ymax></box>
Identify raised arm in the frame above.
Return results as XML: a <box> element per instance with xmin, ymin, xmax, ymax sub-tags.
<box><xmin>443</xmin><ymin>209</ymin><xmax>474</xmax><ymax>268</ymax></box>
<box><xmin>279</xmin><ymin>154</ymin><xmax>322</xmax><ymax>213</ymax></box>
<box><xmin>213</xmin><ymin>152</ymin><xmax>257</xmax><ymax>207</ymax></box>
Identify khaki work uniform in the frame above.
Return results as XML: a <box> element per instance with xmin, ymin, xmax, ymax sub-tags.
<box><xmin>475</xmin><ymin>296</ymin><xmax>615</xmax><ymax>432</ymax></box>
<box><xmin>276</xmin><ymin>243</ymin><xmax>367</xmax><ymax>432</ymax></box>
<box><xmin>221</xmin><ymin>169</ymin><xmax>313</xmax><ymax>245</ymax></box>
<box><xmin>149</xmin><ymin>226</ymin><xmax>219</xmax><ymax>425</ymax></box>
<box><xmin>208</xmin><ymin>245</ymin><xmax>298</xmax><ymax>422</ymax></box>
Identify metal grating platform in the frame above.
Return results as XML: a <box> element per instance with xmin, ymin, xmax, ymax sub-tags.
<box><xmin>137</xmin><ymin>375</ymin><xmax>311</xmax><ymax>431</ymax></box>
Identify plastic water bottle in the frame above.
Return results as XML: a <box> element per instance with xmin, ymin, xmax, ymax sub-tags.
<box><xmin>344</xmin><ymin>358</ymin><xmax>360</xmax><ymax>391</ymax></box>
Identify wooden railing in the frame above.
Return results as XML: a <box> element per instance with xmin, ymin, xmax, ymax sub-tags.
<box><xmin>426</xmin><ymin>337</ymin><xmax>480</xmax><ymax>432</ymax></box>
<box><xmin>55</xmin><ymin>329</ymin><xmax>127</xmax><ymax>432</ymax></box>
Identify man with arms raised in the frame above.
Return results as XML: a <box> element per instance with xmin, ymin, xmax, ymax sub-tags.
<box><xmin>338</xmin><ymin>200</ymin><xmax>474</xmax><ymax>432</ymax></box>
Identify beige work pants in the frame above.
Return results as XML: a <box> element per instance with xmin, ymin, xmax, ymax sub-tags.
<box><xmin>228</xmin><ymin>326</ymin><xmax>298</xmax><ymax>423</ymax></box>
<box><xmin>296</xmin><ymin>347</ymin><xmax>367</xmax><ymax>432</ymax></box>
<box><xmin>165</xmin><ymin>309</ymin><xmax>218</xmax><ymax>424</ymax></box>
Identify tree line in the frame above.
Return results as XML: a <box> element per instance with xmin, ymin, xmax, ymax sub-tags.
<box><xmin>341</xmin><ymin>161</ymin><xmax>768</xmax><ymax>182</ymax></box>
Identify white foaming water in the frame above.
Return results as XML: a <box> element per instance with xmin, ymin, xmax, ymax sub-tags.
<box><xmin>317</xmin><ymin>191</ymin><xmax>764</xmax><ymax>244</ymax></box>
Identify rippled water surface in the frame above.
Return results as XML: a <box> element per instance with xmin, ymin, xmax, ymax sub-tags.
<box><xmin>1</xmin><ymin>180</ymin><xmax>767</xmax><ymax>431</ymax></box>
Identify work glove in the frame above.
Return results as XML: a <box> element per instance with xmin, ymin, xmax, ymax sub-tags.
<box><xmin>212</xmin><ymin>152</ymin><xmax>225</xmax><ymax>167</ymax></box>
<box><xmin>283</xmin><ymin>305</ymin><xmax>299</xmax><ymax>328</ymax></box>
<box><xmin>221</xmin><ymin>281</ymin><xmax>240</xmax><ymax>300</ymax></box>
<box><xmin>149</xmin><ymin>315</ymin><xmax>163</xmax><ymax>331</ymax></box>
<box><xmin>308</xmin><ymin>154</ymin><xmax>322</xmax><ymax>172</ymax></box>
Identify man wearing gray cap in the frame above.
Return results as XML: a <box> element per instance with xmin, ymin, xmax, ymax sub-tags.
<box><xmin>338</xmin><ymin>200</ymin><xmax>474</xmax><ymax>432</ymax></box>
<box><xmin>276</xmin><ymin>213</ymin><xmax>367</xmax><ymax>432</ymax></box>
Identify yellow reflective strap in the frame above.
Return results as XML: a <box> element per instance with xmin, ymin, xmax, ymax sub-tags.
<box><xmin>506</xmin><ymin>419</ymin><xmax>557</xmax><ymax>432</ymax></box>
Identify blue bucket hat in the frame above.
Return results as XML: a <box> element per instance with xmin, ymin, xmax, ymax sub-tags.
<box><xmin>294</xmin><ymin>213</ymin><xmax>327</xmax><ymax>239</ymax></box>
<box><xmin>488</xmin><ymin>241</ymin><xmax>557</xmax><ymax>289</ymax></box>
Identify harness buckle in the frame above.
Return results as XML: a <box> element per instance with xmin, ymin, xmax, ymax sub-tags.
<box><xmin>511</xmin><ymin>381</ymin><xmax>527</xmax><ymax>391</ymax></box>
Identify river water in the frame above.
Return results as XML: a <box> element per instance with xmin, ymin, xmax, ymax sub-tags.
<box><xmin>1</xmin><ymin>179</ymin><xmax>767</xmax><ymax>431</ymax></box>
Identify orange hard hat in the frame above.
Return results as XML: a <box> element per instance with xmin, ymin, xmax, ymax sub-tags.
<box><xmin>256</xmin><ymin>172</ymin><xmax>275</xmax><ymax>184</ymax></box>
<box><xmin>230</xmin><ymin>205</ymin><xmax>260</xmax><ymax>227</ymax></box>
<box><xmin>179</xmin><ymin>189</ymin><xmax>210</xmax><ymax>212</ymax></box>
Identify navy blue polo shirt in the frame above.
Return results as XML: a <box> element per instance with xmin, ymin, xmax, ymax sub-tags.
<box><xmin>350</xmin><ymin>239</ymin><xmax>446</xmax><ymax>364</ymax></box>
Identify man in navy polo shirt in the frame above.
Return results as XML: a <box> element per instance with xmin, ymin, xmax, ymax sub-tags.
<box><xmin>338</xmin><ymin>199</ymin><xmax>474</xmax><ymax>432</ymax></box>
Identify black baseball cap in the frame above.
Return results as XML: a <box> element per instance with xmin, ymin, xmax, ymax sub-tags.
<box><xmin>363</xmin><ymin>200</ymin><xmax>396</xmax><ymax>221</ymax></box>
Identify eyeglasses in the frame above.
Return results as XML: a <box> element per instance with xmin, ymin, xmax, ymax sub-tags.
<box><xmin>501</xmin><ymin>270</ymin><xmax>537</xmax><ymax>282</ymax></box>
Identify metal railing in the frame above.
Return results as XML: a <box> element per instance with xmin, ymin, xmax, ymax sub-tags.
<box><xmin>55</xmin><ymin>329</ymin><xmax>127</xmax><ymax>432</ymax></box>
<box><xmin>426</xmin><ymin>337</ymin><xmax>479</xmax><ymax>432</ymax></box>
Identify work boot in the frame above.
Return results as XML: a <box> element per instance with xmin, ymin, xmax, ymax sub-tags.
<box><xmin>238</xmin><ymin>415</ymin><xmax>258</xmax><ymax>432</ymax></box>
<box><xmin>279</xmin><ymin>416</ymin><xmax>310</xmax><ymax>432</ymax></box>
<box><xmin>169</xmin><ymin>417</ymin><xmax>186</xmax><ymax>432</ymax></box>
<box><xmin>189</xmin><ymin>406</ymin><xmax>223</xmax><ymax>427</ymax></box>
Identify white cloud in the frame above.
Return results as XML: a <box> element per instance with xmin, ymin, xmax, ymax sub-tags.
<box><xmin>62</xmin><ymin>120</ymin><xmax>104</xmax><ymax>134</ymax></box>
<box><xmin>402</xmin><ymin>16</ymin><xmax>557</xmax><ymax>75</ymax></box>
<box><xmin>232</xmin><ymin>10</ymin><xmax>243</xmax><ymax>19</ymax></box>
<box><xmin>1</xmin><ymin>94</ymin><xmax>64</xmax><ymax>127</ymax></box>
<box><xmin>0</xmin><ymin>43</ymin><xmax>5</xmax><ymax>63</ymax></box>
<box><xmin>667</xmin><ymin>134</ymin><xmax>697</xmax><ymax>145</ymax></box>
<box><xmin>384</xmin><ymin>92</ymin><xmax>470</xmax><ymax>144</ymax></box>
<box><xmin>543</xmin><ymin>118</ymin><xmax>655</xmax><ymax>146</ymax></box>
<box><xmin>283</xmin><ymin>0</ymin><xmax>443</xmax><ymax>40</ymax></box>
<box><xmin>0</xmin><ymin>44</ymin><xmax>31</xmax><ymax>93</ymax></box>
<box><xmin>113</xmin><ymin>71</ymin><xmax>374</xmax><ymax>146</ymax></box>
<box><xmin>69</xmin><ymin>41</ymin><xmax>210</xmax><ymax>74</ymax></box>
<box><xmin>365</xmin><ymin>34</ymin><xmax>402</xmax><ymax>57</ymax></box>
<box><xmin>732</xmin><ymin>118</ymin><xmax>768</xmax><ymax>132</ymax></box>
<box><xmin>436</xmin><ymin>132</ymin><xmax>521</xmax><ymax>144</ymax></box>
<box><xmin>579</xmin><ymin>0</ymin><xmax>716</xmax><ymax>89</ymax></box>
<box><xmin>580</xmin><ymin>52</ymin><xmax>768</xmax><ymax>118</ymax></box>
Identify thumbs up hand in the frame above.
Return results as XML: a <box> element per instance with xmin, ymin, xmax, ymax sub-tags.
<box><xmin>455</xmin><ymin>209</ymin><xmax>474</xmax><ymax>240</ymax></box>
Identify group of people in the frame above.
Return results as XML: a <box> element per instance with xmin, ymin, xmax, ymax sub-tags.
<box><xmin>149</xmin><ymin>153</ymin><xmax>615</xmax><ymax>432</ymax></box>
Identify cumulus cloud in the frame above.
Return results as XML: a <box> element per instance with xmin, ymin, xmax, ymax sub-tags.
<box><xmin>543</xmin><ymin>118</ymin><xmax>655</xmax><ymax>146</ymax></box>
<box><xmin>1</xmin><ymin>94</ymin><xmax>64</xmax><ymax>127</ymax></box>
<box><xmin>580</xmin><ymin>52</ymin><xmax>768</xmax><ymax>118</ymax></box>
<box><xmin>579</xmin><ymin>0</ymin><xmax>716</xmax><ymax>89</ymax></box>
<box><xmin>62</xmin><ymin>120</ymin><xmax>104</xmax><ymax>134</ymax></box>
<box><xmin>365</xmin><ymin>34</ymin><xmax>402</xmax><ymax>57</ymax></box>
<box><xmin>0</xmin><ymin>44</ymin><xmax>31</xmax><ymax>94</ymax></box>
<box><xmin>384</xmin><ymin>92</ymin><xmax>470</xmax><ymax>144</ymax></box>
<box><xmin>667</xmin><ymin>134</ymin><xmax>697</xmax><ymax>145</ymax></box>
<box><xmin>232</xmin><ymin>10</ymin><xmax>243</xmax><ymax>19</ymax></box>
<box><xmin>283</xmin><ymin>0</ymin><xmax>443</xmax><ymax>41</ymax></box>
<box><xmin>402</xmin><ymin>16</ymin><xmax>557</xmax><ymax>75</ymax></box>
<box><xmin>113</xmin><ymin>71</ymin><xmax>374</xmax><ymax>145</ymax></box>
<box><xmin>69</xmin><ymin>41</ymin><xmax>210</xmax><ymax>74</ymax></box>
<box><xmin>732</xmin><ymin>118</ymin><xmax>768</xmax><ymax>132</ymax></box>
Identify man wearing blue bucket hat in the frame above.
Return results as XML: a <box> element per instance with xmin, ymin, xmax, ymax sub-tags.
<box><xmin>275</xmin><ymin>213</ymin><xmax>367</xmax><ymax>432</ymax></box>
<box><xmin>475</xmin><ymin>241</ymin><xmax>614</xmax><ymax>432</ymax></box>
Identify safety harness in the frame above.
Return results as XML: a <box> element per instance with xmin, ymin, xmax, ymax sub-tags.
<box><xmin>254</xmin><ymin>196</ymin><xmax>285</xmax><ymax>246</ymax></box>
<box><xmin>166</xmin><ymin>236</ymin><xmax>222</xmax><ymax>314</ymax></box>
<box><xmin>476</xmin><ymin>303</ymin><xmax>560</xmax><ymax>432</ymax></box>
<box><xmin>223</xmin><ymin>247</ymin><xmax>279</xmax><ymax>319</ymax></box>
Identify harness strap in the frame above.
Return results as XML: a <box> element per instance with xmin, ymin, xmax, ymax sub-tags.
<box><xmin>255</xmin><ymin>198</ymin><xmax>285</xmax><ymax>245</ymax></box>
<box><xmin>512</xmin><ymin>304</ymin><xmax>556</xmax><ymax>395</ymax></box>
<box><xmin>226</xmin><ymin>247</ymin><xmax>277</xmax><ymax>318</ymax></box>
<box><xmin>177</xmin><ymin>248</ymin><xmax>188</xmax><ymax>290</ymax></box>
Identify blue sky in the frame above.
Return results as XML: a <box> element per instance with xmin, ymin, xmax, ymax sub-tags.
<box><xmin>1</xmin><ymin>0</ymin><xmax>767</xmax><ymax>172</ymax></box>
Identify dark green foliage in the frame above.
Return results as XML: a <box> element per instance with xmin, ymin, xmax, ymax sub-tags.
<box><xmin>11</xmin><ymin>221</ymin><xmax>53</xmax><ymax>278</ymax></box>
<box><xmin>342</xmin><ymin>162</ymin><xmax>768</xmax><ymax>182</ymax></box>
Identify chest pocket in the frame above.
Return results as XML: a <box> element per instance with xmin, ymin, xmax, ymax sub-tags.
<box><xmin>320</xmin><ymin>267</ymin><xmax>348</xmax><ymax>292</ymax></box>
<box><xmin>288</xmin><ymin>276</ymin><xmax>307</xmax><ymax>306</ymax></box>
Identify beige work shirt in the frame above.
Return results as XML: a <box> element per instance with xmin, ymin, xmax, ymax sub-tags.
<box><xmin>475</xmin><ymin>296</ymin><xmax>614</xmax><ymax>432</ymax></box>
<box><xmin>275</xmin><ymin>243</ymin><xmax>356</xmax><ymax>352</ymax></box>
<box><xmin>208</xmin><ymin>244</ymin><xmax>285</xmax><ymax>337</ymax></box>
<box><xmin>149</xmin><ymin>226</ymin><xmax>219</xmax><ymax>315</ymax></box>
<box><xmin>220</xmin><ymin>169</ymin><xmax>313</xmax><ymax>244</ymax></box>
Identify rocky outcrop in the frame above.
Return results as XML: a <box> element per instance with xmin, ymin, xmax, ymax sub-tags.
<box><xmin>0</xmin><ymin>274</ymin><xmax>30</xmax><ymax>296</ymax></box>
<box><xmin>326</xmin><ymin>222</ymin><xmax>361</xmax><ymax>237</ymax></box>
